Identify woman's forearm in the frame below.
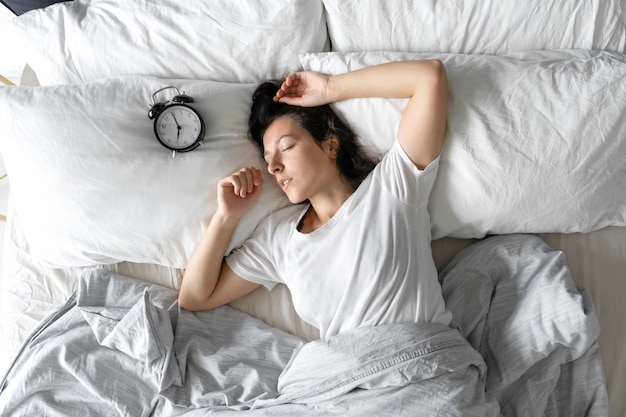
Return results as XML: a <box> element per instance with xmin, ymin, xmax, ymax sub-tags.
<box><xmin>178</xmin><ymin>212</ymin><xmax>238</xmax><ymax>310</ymax></box>
<box><xmin>327</xmin><ymin>59</ymin><xmax>445</xmax><ymax>102</ymax></box>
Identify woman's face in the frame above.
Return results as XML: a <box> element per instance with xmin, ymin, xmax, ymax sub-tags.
<box><xmin>262</xmin><ymin>116</ymin><xmax>337</xmax><ymax>204</ymax></box>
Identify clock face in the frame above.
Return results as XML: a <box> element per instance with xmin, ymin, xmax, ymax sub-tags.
<box><xmin>154</xmin><ymin>105</ymin><xmax>204</xmax><ymax>151</ymax></box>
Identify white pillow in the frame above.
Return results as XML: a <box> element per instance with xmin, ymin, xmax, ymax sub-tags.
<box><xmin>0</xmin><ymin>76</ymin><xmax>290</xmax><ymax>268</ymax></box>
<box><xmin>322</xmin><ymin>0</ymin><xmax>626</xmax><ymax>54</ymax></box>
<box><xmin>301</xmin><ymin>50</ymin><xmax>626</xmax><ymax>239</ymax></box>
<box><xmin>8</xmin><ymin>0</ymin><xmax>328</xmax><ymax>85</ymax></box>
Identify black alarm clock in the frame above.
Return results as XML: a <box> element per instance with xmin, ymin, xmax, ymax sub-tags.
<box><xmin>148</xmin><ymin>86</ymin><xmax>205</xmax><ymax>156</ymax></box>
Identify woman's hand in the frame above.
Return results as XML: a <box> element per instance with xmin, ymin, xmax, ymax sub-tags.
<box><xmin>273</xmin><ymin>71</ymin><xmax>332</xmax><ymax>107</ymax></box>
<box><xmin>216</xmin><ymin>167</ymin><xmax>263</xmax><ymax>221</ymax></box>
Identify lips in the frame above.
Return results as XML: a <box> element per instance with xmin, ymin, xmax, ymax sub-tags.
<box><xmin>278</xmin><ymin>178</ymin><xmax>292</xmax><ymax>191</ymax></box>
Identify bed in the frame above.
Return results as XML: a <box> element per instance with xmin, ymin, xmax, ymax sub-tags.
<box><xmin>0</xmin><ymin>0</ymin><xmax>624</xmax><ymax>416</ymax></box>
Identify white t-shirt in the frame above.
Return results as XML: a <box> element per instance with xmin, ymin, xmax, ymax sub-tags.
<box><xmin>226</xmin><ymin>141</ymin><xmax>452</xmax><ymax>339</ymax></box>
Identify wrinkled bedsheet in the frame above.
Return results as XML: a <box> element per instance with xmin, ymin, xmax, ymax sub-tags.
<box><xmin>0</xmin><ymin>235</ymin><xmax>607</xmax><ymax>416</ymax></box>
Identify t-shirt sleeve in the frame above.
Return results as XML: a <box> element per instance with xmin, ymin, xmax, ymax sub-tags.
<box><xmin>373</xmin><ymin>140</ymin><xmax>440</xmax><ymax>208</ymax></box>
<box><xmin>225</xmin><ymin>216</ymin><xmax>281</xmax><ymax>291</ymax></box>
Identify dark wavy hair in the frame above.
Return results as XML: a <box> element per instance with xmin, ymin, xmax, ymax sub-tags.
<box><xmin>248</xmin><ymin>81</ymin><xmax>380</xmax><ymax>190</ymax></box>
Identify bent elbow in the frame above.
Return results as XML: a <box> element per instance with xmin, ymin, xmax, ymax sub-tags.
<box><xmin>178</xmin><ymin>293</ymin><xmax>207</xmax><ymax>312</ymax></box>
<box><xmin>429</xmin><ymin>59</ymin><xmax>448</xmax><ymax>86</ymax></box>
<box><xmin>431</xmin><ymin>59</ymin><xmax>445</xmax><ymax>72</ymax></box>
<box><xmin>410</xmin><ymin>59</ymin><xmax>448</xmax><ymax>97</ymax></box>
<box><xmin>177</xmin><ymin>295</ymin><xmax>193</xmax><ymax>311</ymax></box>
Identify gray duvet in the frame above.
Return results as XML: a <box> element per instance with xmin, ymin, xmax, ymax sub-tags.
<box><xmin>0</xmin><ymin>235</ymin><xmax>607</xmax><ymax>416</ymax></box>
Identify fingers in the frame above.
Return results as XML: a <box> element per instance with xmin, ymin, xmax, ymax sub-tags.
<box><xmin>273</xmin><ymin>71</ymin><xmax>331</xmax><ymax>107</ymax></box>
<box><xmin>222</xmin><ymin>167</ymin><xmax>263</xmax><ymax>198</ymax></box>
<box><xmin>273</xmin><ymin>72</ymin><xmax>302</xmax><ymax>103</ymax></box>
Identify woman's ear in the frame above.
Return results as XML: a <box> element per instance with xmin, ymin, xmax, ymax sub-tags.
<box><xmin>326</xmin><ymin>134</ymin><xmax>340</xmax><ymax>159</ymax></box>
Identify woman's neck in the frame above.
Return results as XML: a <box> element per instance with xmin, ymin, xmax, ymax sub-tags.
<box><xmin>300</xmin><ymin>179</ymin><xmax>354</xmax><ymax>233</ymax></box>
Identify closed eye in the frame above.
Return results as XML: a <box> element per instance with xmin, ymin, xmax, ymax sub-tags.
<box><xmin>264</xmin><ymin>135</ymin><xmax>296</xmax><ymax>162</ymax></box>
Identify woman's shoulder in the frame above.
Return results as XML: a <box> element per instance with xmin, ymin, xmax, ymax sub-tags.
<box><xmin>376</xmin><ymin>141</ymin><xmax>440</xmax><ymax>178</ymax></box>
<box><xmin>366</xmin><ymin>141</ymin><xmax>440</xmax><ymax>206</ymax></box>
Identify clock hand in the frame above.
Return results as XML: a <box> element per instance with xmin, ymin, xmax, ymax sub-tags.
<box><xmin>172</xmin><ymin>114</ymin><xmax>182</xmax><ymax>140</ymax></box>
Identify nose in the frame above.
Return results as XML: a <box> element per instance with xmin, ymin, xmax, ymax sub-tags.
<box><xmin>266</xmin><ymin>153</ymin><xmax>282</xmax><ymax>175</ymax></box>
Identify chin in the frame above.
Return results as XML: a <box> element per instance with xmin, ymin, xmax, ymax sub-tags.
<box><xmin>284</xmin><ymin>191</ymin><xmax>306</xmax><ymax>205</ymax></box>
<box><xmin>288</xmin><ymin>196</ymin><xmax>307</xmax><ymax>204</ymax></box>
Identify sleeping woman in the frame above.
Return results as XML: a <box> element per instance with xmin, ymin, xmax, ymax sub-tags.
<box><xmin>178</xmin><ymin>60</ymin><xmax>452</xmax><ymax>339</ymax></box>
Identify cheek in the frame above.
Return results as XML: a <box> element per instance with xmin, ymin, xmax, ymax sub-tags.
<box><xmin>303</xmin><ymin>145</ymin><xmax>328</xmax><ymax>164</ymax></box>
<box><xmin>295</xmin><ymin>154</ymin><xmax>321</xmax><ymax>173</ymax></box>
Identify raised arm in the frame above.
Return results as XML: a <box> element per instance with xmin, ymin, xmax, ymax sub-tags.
<box><xmin>178</xmin><ymin>167</ymin><xmax>262</xmax><ymax>311</ymax></box>
<box><xmin>275</xmin><ymin>60</ymin><xmax>448</xmax><ymax>170</ymax></box>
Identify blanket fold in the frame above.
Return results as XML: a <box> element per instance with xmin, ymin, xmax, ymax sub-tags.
<box><xmin>272</xmin><ymin>322</ymin><xmax>486</xmax><ymax>404</ymax></box>
<box><xmin>79</xmin><ymin>287</ymin><xmax>181</xmax><ymax>391</ymax></box>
